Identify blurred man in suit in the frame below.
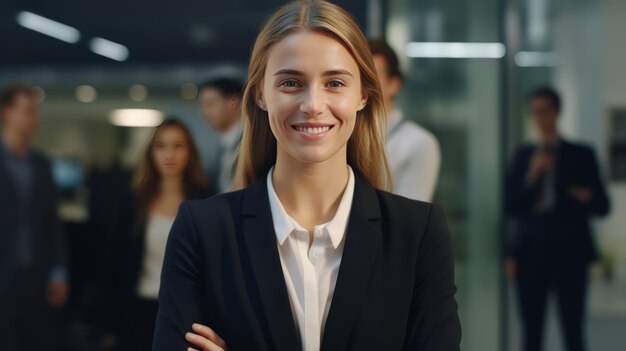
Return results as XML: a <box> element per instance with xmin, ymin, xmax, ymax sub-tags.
<box><xmin>199</xmin><ymin>78</ymin><xmax>243</xmax><ymax>193</ymax></box>
<box><xmin>0</xmin><ymin>84</ymin><xmax>68</xmax><ymax>351</ymax></box>
<box><xmin>506</xmin><ymin>87</ymin><xmax>610</xmax><ymax>351</ymax></box>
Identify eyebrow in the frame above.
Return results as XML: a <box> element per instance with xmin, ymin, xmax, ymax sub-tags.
<box><xmin>155</xmin><ymin>140</ymin><xmax>185</xmax><ymax>144</ymax></box>
<box><xmin>273</xmin><ymin>69</ymin><xmax>354</xmax><ymax>78</ymax></box>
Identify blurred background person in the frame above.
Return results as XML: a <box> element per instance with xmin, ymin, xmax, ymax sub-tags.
<box><xmin>505</xmin><ymin>87</ymin><xmax>611</xmax><ymax>351</ymax></box>
<box><xmin>104</xmin><ymin>119</ymin><xmax>209</xmax><ymax>351</ymax></box>
<box><xmin>199</xmin><ymin>78</ymin><xmax>244</xmax><ymax>193</ymax></box>
<box><xmin>0</xmin><ymin>84</ymin><xmax>69</xmax><ymax>351</ymax></box>
<box><xmin>368</xmin><ymin>38</ymin><xmax>441</xmax><ymax>202</ymax></box>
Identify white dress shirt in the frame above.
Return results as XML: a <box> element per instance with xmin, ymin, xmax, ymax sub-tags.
<box><xmin>136</xmin><ymin>213</ymin><xmax>175</xmax><ymax>299</ymax></box>
<box><xmin>267</xmin><ymin>166</ymin><xmax>355</xmax><ymax>351</ymax></box>
<box><xmin>386</xmin><ymin>109</ymin><xmax>441</xmax><ymax>202</ymax></box>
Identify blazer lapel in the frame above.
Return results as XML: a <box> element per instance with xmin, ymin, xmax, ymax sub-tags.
<box><xmin>322</xmin><ymin>175</ymin><xmax>383</xmax><ymax>351</ymax></box>
<box><xmin>241</xmin><ymin>177</ymin><xmax>301</xmax><ymax>351</ymax></box>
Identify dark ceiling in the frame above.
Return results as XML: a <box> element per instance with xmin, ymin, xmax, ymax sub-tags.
<box><xmin>0</xmin><ymin>0</ymin><xmax>367</xmax><ymax>67</ymax></box>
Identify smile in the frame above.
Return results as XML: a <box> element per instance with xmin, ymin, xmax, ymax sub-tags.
<box><xmin>292</xmin><ymin>125</ymin><xmax>333</xmax><ymax>134</ymax></box>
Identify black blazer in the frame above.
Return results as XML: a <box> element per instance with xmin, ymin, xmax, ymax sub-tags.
<box><xmin>154</xmin><ymin>172</ymin><xmax>461</xmax><ymax>351</ymax></box>
<box><xmin>505</xmin><ymin>139</ymin><xmax>610</xmax><ymax>263</ymax></box>
<box><xmin>0</xmin><ymin>148</ymin><xmax>66</xmax><ymax>296</ymax></box>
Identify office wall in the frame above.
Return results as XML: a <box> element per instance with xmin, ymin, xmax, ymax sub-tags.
<box><xmin>385</xmin><ymin>1</ymin><xmax>504</xmax><ymax>350</ymax></box>
<box><xmin>599</xmin><ymin>0</ymin><xmax>626</xmax><ymax>267</ymax></box>
<box><xmin>555</xmin><ymin>0</ymin><xmax>626</xmax><ymax>269</ymax></box>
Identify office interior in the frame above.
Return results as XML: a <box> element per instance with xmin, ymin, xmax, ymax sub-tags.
<box><xmin>1</xmin><ymin>0</ymin><xmax>625</xmax><ymax>350</ymax></box>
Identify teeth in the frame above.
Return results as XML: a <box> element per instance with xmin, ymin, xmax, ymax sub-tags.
<box><xmin>295</xmin><ymin>126</ymin><xmax>331</xmax><ymax>134</ymax></box>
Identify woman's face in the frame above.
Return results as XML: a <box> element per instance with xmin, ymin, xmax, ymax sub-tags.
<box><xmin>259</xmin><ymin>30</ymin><xmax>367</xmax><ymax>165</ymax></box>
<box><xmin>151</xmin><ymin>126</ymin><xmax>190</xmax><ymax>178</ymax></box>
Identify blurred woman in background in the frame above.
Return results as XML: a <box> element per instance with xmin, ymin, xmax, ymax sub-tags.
<box><xmin>117</xmin><ymin>119</ymin><xmax>209</xmax><ymax>351</ymax></box>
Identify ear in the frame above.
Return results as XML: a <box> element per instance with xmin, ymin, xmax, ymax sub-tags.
<box><xmin>357</xmin><ymin>90</ymin><xmax>369</xmax><ymax>111</ymax></box>
<box><xmin>228</xmin><ymin>95</ymin><xmax>241</xmax><ymax>106</ymax></box>
<box><xmin>255</xmin><ymin>88</ymin><xmax>267</xmax><ymax>111</ymax></box>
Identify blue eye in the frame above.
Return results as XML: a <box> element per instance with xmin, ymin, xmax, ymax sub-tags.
<box><xmin>280</xmin><ymin>80</ymin><xmax>300</xmax><ymax>88</ymax></box>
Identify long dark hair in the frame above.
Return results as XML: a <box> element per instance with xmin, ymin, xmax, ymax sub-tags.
<box><xmin>133</xmin><ymin>119</ymin><xmax>207</xmax><ymax>227</ymax></box>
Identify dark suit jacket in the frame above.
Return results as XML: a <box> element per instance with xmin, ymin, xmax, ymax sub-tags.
<box><xmin>506</xmin><ymin>139</ymin><xmax>610</xmax><ymax>264</ymax></box>
<box><xmin>154</xmin><ymin>172</ymin><xmax>461</xmax><ymax>351</ymax></box>
<box><xmin>0</xmin><ymin>148</ymin><xmax>66</xmax><ymax>297</ymax></box>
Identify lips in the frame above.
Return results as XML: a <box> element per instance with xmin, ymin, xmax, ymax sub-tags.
<box><xmin>291</xmin><ymin>123</ymin><xmax>335</xmax><ymax>135</ymax></box>
<box><xmin>293</xmin><ymin>125</ymin><xmax>331</xmax><ymax>134</ymax></box>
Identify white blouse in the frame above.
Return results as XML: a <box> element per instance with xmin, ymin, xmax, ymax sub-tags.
<box><xmin>267</xmin><ymin>166</ymin><xmax>355</xmax><ymax>351</ymax></box>
<box><xmin>136</xmin><ymin>213</ymin><xmax>175</xmax><ymax>300</ymax></box>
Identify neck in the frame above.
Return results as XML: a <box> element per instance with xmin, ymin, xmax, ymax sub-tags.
<box><xmin>2</xmin><ymin>130</ymin><xmax>29</xmax><ymax>157</ymax></box>
<box><xmin>220</xmin><ymin>115</ymin><xmax>241</xmax><ymax>135</ymax></box>
<box><xmin>272</xmin><ymin>148</ymin><xmax>349</xmax><ymax>231</ymax></box>
<box><xmin>540</xmin><ymin>132</ymin><xmax>559</xmax><ymax>145</ymax></box>
<box><xmin>159</xmin><ymin>175</ymin><xmax>184</xmax><ymax>194</ymax></box>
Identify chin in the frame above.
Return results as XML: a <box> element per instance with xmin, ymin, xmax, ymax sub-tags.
<box><xmin>288</xmin><ymin>145</ymin><xmax>344</xmax><ymax>165</ymax></box>
<box><xmin>160</xmin><ymin>169</ymin><xmax>183</xmax><ymax>178</ymax></box>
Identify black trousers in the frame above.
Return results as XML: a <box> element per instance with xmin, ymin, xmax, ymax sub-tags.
<box><xmin>516</xmin><ymin>259</ymin><xmax>589</xmax><ymax>351</ymax></box>
<box><xmin>0</xmin><ymin>267</ymin><xmax>54</xmax><ymax>351</ymax></box>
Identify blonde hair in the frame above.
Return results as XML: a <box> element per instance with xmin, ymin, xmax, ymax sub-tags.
<box><xmin>232</xmin><ymin>0</ymin><xmax>391</xmax><ymax>191</ymax></box>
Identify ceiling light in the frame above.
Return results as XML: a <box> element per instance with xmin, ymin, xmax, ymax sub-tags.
<box><xmin>109</xmin><ymin>109</ymin><xmax>164</xmax><ymax>127</ymax></box>
<box><xmin>180</xmin><ymin>83</ymin><xmax>198</xmax><ymax>100</ymax></box>
<box><xmin>405</xmin><ymin>42</ymin><xmax>506</xmax><ymax>58</ymax></box>
<box><xmin>90</xmin><ymin>37</ymin><xmax>129</xmax><ymax>62</ymax></box>
<box><xmin>33</xmin><ymin>86</ymin><xmax>46</xmax><ymax>103</ymax></box>
<box><xmin>129</xmin><ymin>84</ymin><xmax>148</xmax><ymax>102</ymax></box>
<box><xmin>16</xmin><ymin>11</ymin><xmax>80</xmax><ymax>44</ymax></box>
<box><xmin>514</xmin><ymin>51</ymin><xmax>558</xmax><ymax>67</ymax></box>
<box><xmin>75</xmin><ymin>85</ymin><xmax>97</xmax><ymax>103</ymax></box>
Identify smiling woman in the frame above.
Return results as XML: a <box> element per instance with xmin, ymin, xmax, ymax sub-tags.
<box><xmin>231</xmin><ymin>0</ymin><xmax>389</xmax><ymax>191</ymax></box>
<box><xmin>259</xmin><ymin>30</ymin><xmax>368</xmax><ymax>171</ymax></box>
<box><xmin>153</xmin><ymin>1</ymin><xmax>461</xmax><ymax>351</ymax></box>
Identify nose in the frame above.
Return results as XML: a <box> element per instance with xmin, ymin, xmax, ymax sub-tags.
<box><xmin>300</xmin><ymin>85</ymin><xmax>325</xmax><ymax>117</ymax></box>
<box><xmin>164</xmin><ymin>147</ymin><xmax>176</xmax><ymax>159</ymax></box>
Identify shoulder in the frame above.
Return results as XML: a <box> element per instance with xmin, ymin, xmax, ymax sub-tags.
<box><xmin>388</xmin><ymin>121</ymin><xmax>440</xmax><ymax>163</ymax></box>
<box><xmin>184</xmin><ymin>190</ymin><xmax>244</xmax><ymax>220</ymax></box>
<box><xmin>375</xmin><ymin>188</ymin><xmax>432</xmax><ymax>214</ymax></box>
<box><xmin>558</xmin><ymin>140</ymin><xmax>599</xmax><ymax>167</ymax></box>
<box><xmin>370</xmin><ymin>189</ymin><xmax>451</xmax><ymax>262</ymax></box>
<box><xmin>373</xmin><ymin>189</ymin><xmax>445</xmax><ymax>234</ymax></box>
<box><xmin>561</xmin><ymin>139</ymin><xmax>594</xmax><ymax>156</ymax></box>
<box><xmin>189</xmin><ymin>186</ymin><xmax>214</xmax><ymax>200</ymax></box>
<box><xmin>516</xmin><ymin>143</ymin><xmax>535</xmax><ymax>153</ymax></box>
<box><xmin>30</xmin><ymin>151</ymin><xmax>55</xmax><ymax>181</ymax></box>
<box><xmin>397</xmin><ymin>121</ymin><xmax>439</xmax><ymax>146</ymax></box>
<box><xmin>30</xmin><ymin>150</ymin><xmax>51</xmax><ymax>167</ymax></box>
<box><xmin>168</xmin><ymin>191</ymin><xmax>246</xmax><ymax>249</ymax></box>
<box><xmin>512</xmin><ymin>143</ymin><xmax>535</xmax><ymax>160</ymax></box>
